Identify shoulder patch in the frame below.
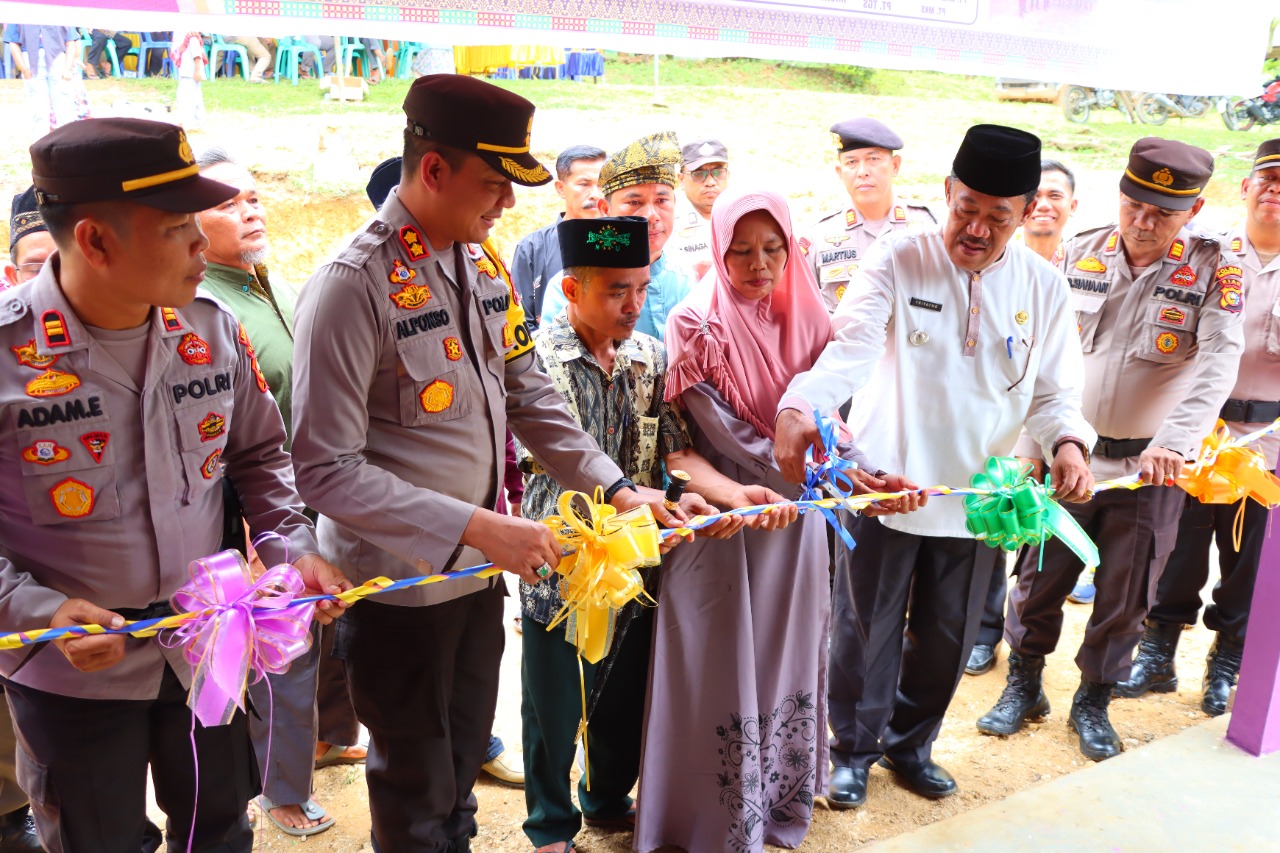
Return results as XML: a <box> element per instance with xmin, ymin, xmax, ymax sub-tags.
<box><xmin>334</xmin><ymin>219</ymin><xmax>395</xmax><ymax>269</ymax></box>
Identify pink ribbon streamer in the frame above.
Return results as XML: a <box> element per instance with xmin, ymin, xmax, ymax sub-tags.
<box><xmin>167</xmin><ymin>548</ymin><xmax>315</xmax><ymax>728</ymax></box>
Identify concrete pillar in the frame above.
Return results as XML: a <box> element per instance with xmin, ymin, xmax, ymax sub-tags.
<box><xmin>1226</xmin><ymin>514</ymin><xmax>1280</xmax><ymax>756</ymax></box>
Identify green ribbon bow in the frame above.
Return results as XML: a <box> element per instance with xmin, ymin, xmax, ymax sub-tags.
<box><xmin>963</xmin><ymin>457</ymin><xmax>1099</xmax><ymax>570</ymax></box>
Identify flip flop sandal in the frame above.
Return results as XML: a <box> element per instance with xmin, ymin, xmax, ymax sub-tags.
<box><xmin>583</xmin><ymin>806</ymin><xmax>636</xmax><ymax>832</ymax></box>
<box><xmin>257</xmin><ymin>796</ymin><xmax>335</xmax><ymax>837</ymax></box>
<box><xmin>315</xmin><ymin>742</ymin><xmax>367</xmax><ymax>768</ymax></box>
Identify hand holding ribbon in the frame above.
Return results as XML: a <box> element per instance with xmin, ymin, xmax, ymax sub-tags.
<box><xmin>799</xmin><ymin>409</ymin><xmax>858</xmax><ymax>549</ymax></box>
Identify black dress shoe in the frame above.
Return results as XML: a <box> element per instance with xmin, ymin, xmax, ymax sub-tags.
<box><xmin>876</xmin><ymin>756</ymin><xmax>957</xmax><ymax>799</ymax></box>
<box><xmin>965</xmin><ymin>643</ymin><xmax>997</xmax><ymax>676</ymax></box>
<box><xmin>827</xmin><ymin>765</ymin><xmax>868</xmax><ymax>809</ymax></box>
<box><xmin>0</xmin><ymin>805</ymin><xmax>42</xmax><ymax>852</ymax></box>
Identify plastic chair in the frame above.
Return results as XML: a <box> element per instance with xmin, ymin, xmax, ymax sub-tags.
<box><xmin>340</xmin><ymin>37</ymin><xmax>383</xmax><ymax>79</ymax></box>
<box><xmin>208</xmin><ymin>35</ymin><xmax>248</xmax><ymax>80</ymax></box>
<box><xmin>273</xmin><ymin>37</ymin><xmax>322</xmax><ymax>85</ymax></box>
<box><xmin>137</xmin><ymin>33</ymin><xmax>173</xmax><ymax>77</ymax></box>
<box><xmin>394</xmin><ymin>41</ymin><xmax>422</xmax><ymax>79</ymax></box>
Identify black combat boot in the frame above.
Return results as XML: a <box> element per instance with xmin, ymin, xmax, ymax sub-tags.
<box><xmin>1202</xmin><ymin>634</ymin><xmax>1245</xmax><ymax>717</ymax></box>
<box><xmin>976</xmin><ymin>651</ymin><xmax>1050</xmax><ymax>736</ymax></box>
<box><xmin>1113</xmin><ymin>620</ymin><xmax>1181</xmax><ymax>698</ymax></box>
<box><xmin>0</xmin><ymin>804</ymin><xmax>42</xmax><ymax>852</ymax></box>
<box><xmin>1069</xmin><ymin>679</ymin><xmax>1122</xmax><ymax>761</ymax></box>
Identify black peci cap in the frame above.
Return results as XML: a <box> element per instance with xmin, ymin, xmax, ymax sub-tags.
<box><xmin>367</xmin><ymin>156</ymin><xmax>402</xmax><ymax>210</ymax></box>
<box><xmin>29</xmin><ymin>118</ymin><xmax>236</xmax><ymax>212</ymax></box>
<box><xmin>558</xmin><ymin>216</ymin><xmax>650</xmax><ymax>269</ymax></box>
<box><xmin>1119</xmin><ymin>138</ymin><xmax>1213</xmax><ymax>211</ymax></box>
<box><xmin>951</xmin><ymin>124</ymin><xmax>1042</xmax><ymax>199</ymax></box>
<box><xmin>9</xmin><ymin>186</ymin><xmax>46</xmax><ymax>255</ymax></box>
<box><xmin>403</xmin><ymin>75</ymin><xmax>552</xmax><ymax>187</ymax></box>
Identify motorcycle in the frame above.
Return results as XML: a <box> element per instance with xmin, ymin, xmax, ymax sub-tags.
<box><xmin>1220</xmin><ymin>77</ymin><xmax>1280</xmax><ymax>131</ymax></box>
<box><xmin>1136</xmin><ymin>93</ymin><xmax>1214</xmax><ymax>125</ymax></box>
<box><xmin>1061</xmin><ymin>86</ymin><xmax>1141</xmax><ymax>124</ymax></box>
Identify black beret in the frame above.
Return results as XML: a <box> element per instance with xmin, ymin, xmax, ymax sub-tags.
<box><xmin>1119</xmin><ymin>137</ymin><xmax>1213</xmax><ymax>211</ymax></box>
<box><xmin>29</xmin><ymin>117</ymin><xmax>236</xmax><ymax>212</ymax></box>
<box><xmin>403</xmin><ymin>75</ymin><xmax>552</xmax><ymax>187</ymax></box>
<box><xmin>558</xmin><ymin>216</ymin><xmax>650</xmax><ymax>270</ymax></box>
<box><xmin>952</xmin><ymin>124</ymin><xmax>1042</xmax><ymax>199</ymax></box>
<box><xmin>830</xmin><ymin>118</ymin><xmax>903</xmax><ymax>154</ymax></box>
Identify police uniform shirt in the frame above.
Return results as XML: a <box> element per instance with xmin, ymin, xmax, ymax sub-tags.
<box><xmin>780</xmin><ymin>228</ymin><xmax>1096</xmax><ymax>538</ymax></box>
<box><xmin>667</xmin><ymin>195</ymin><xmax>712</xmax><ymax>276</ymax></box>
<box><xmin>800</xmin><ymin>197</ymin><xmax>936</xmax><ymax>312</ymax></box>
<box><xmin>290</xmin><ymin>191</ymin><xmax>624</xmax><ymax>608</ymax></box>
<box><xmin>1056</xmin><ymin>224</ymin><xmax>1245</xmax><ymax>480</ymax></box>
<box><xmin>1220</xmin><ymin>225</ymin><xmax>1280</xmax><ymax>468</ymax></box>
<box><xmin>0</xmin><ymin>260</ymin><xmax>316</xmax><ymax>700</ymax></box>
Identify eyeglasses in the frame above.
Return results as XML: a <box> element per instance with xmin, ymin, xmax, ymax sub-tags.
<box><xmin>690</xmin><ymin>168</ymin><xmax>727</xmax><ymax>183</ymax></box>
<box><xmin>16</xmin><ymin>263</ymin><xmax>44</xmax><ymax>283</ymax></box>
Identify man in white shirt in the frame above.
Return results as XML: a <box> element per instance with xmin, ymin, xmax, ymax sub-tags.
<box><xmin>775</xmin><ymin>124</ymin><xmax>1096</xmax><ymax>809</ymax></box>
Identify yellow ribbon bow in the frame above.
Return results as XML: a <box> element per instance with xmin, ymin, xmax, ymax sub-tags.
<box><xmin>1178</xmin><ymin>420</ymin><xmax>1280</xmax><ymax>550</ymax></box>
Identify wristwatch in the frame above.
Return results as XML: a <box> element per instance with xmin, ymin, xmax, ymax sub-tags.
<box><xmin>1053</xmin><ymin>437</ymin><xmax>1092</xmax><ymax>465</ymax></box>
<box><xmin>602</xmin><ymin>477</ymin><xmax>638</xmax><ymax>503</ymax></box>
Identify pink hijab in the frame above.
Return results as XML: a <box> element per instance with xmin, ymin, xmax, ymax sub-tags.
<box><xmin>665</xmin><ymin>188</ymin><xmax>834</xmax><ymax>440</ymax></box>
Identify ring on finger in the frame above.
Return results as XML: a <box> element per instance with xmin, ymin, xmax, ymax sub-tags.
<box><xmin>536</xmin><ymin>563</ymin><xmax>552</xmax><ymax>579</ymax></box>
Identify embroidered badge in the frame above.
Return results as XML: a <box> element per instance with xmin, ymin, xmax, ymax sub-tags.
<box><xmin>250</xmin><ymin>356</ymin><xmax>269</xmax><ymax>393</ymax></box>
<box><xmin>844</xmin><ymin>209</ymin><xmax>857</xmax><ymax>228</ymax></box>
<box><xmin>1159</xmin><ymin>306</ymin><xmax>1188</xmax><ymax>326</ymax></box>
<box><xmin>823</xmin><ymin>266</ymin><xmax>846</xmax><ymax>280</ymax></box>
<box><xmin>237</xmin><ymin>323</ymin><xmax>253</xmax><ymax>350</ymax></box>
<box><xmin>399</xmin><ymin>225</ymin><xmax>428</xmax><ymax>260</ymax></box>
<box><xmin>1152</xmin><ymin>168</ymin><xmax>1174</xmax><ymax>187</ymax></box>
<box><xmin>197</xmin><ymin>412</ymin><xmax>226</xmax><ymax>442</ymax></box>
<box><xmin>1167</xmin><ymin>240</ymin><xmax>1185</xmax><ymax>261</ymax></box>
<box><xmin>1052</xmin><ymin>244</ymin><xmax>1065</xmax><ymax>265</ymax></box>
<box><xmin>893</xmin><ymin>205</ymin><xmax>906</xmax><ymax>222</ymax></box>
<box><xmin>389</xmin><ymin>258</ymin><xmax>417</xmax><ymax>284</ymax></box>
<box><xmin>443</xmin><ymin>337</ymin><xmax>463</xmax><ymax>361</ymax></box>
<box><xmin>22</xmin><ymin>440</ymin><xmax>70</xmax><ymax>465</ymax></box>
<box><xmin>798</xmin><ymin>237</ymin><xmax>811</xmax><ymax>256</ymax></box>
<box><xmin>11</xmin><ymin>339</ymin><xmax>58</xmax><ymax>370</ymax></box>
<box><xmin>161</xmin><ymin>307</ymin><xmax>183</xmax><ymax>332</ymax></box>
<box><xmin>1075</xmin><ymin>256</ymin><xmax>1106</xmax><ymax>273</ymax></box>
<box><xmin>1231</xmin><ymin>237</ymin><xmax>1243</xmax><ymax>253</ymax></box>
<box><xmin>389</xmin><ymin>282</ymin><xmax>433</xmax><ymax>310</ymax></box>
<box><xmin>80</xmin><ymin>431</ymin><xmax>109</xmax><ymax>464</ymax></box>
<box><xmin>419</xmin><ymin>379</ymin><xmax>454</xmax><ymax>414</ymax></box>
<box><xmin>1155</xmin><ymin>331</ymin><xmax>1180</xmax><ymax>354</ymax></box>
<box><xmin>1219</xmin><ymin>278</ymin><xmax>1243</xmax><ymax>313</ymax></box>
<box><xmin>502</xmin><ymin>323</ymin><xmax>515</xmax><ymax>348</ymax></box>
<box><xmin>1216</xmin><ymin>265</ymin><xmax>1243</xmax><ymax>280</ymax></box>
<box><xmin>201</xmin><ymin>448</ymin><xmax>222</xmax><ymax>479</ymax></box>
<box><xmin>1016</xmin><ymin>310</ymin><xmax>1029</xmax><ymax>325</ymax></box>
<box><xmin>1170</xmin><ymin>265</ymin><xmax>1197</xmax><ymax>288</ymax></box>
<box><xmin>586</xmin><ymin>225</ymin><xmax>631</xmax><ymax>251</ymax></box>
<box><xmin>1104</xmin><ymin>231</ymin><xmax>1120</xmax><ymax>253</ymax></box>
<box><xmin>835</xmin><ymin>284</ymin><xmax>847</xmax><ymax>303</ymax></box>
<box><xmin>824</xmin><ymin>235</ymin><xmax>849</xmax><ymax>247</ymax></box>
<box><xmin>176</xmin><ymin>332</ymin><xmax>212</xmax><ymax>365</ymax></box>
<box><xmin>49</xmin><ymin>477</ymin><xmax>94</xmax><ymax>518</ymax></box>
<box><xmin>474</xmin><ymin>256</ymin><xmax>499</xmax><ymax>279</ymax></box>
<box><xmin>26</xmin><ymin>369</ymin><xmax>81</xmax><ymax>398</ymax></box>
<box><xmin>41</xmin><ymin>310</ymin><xmax>69</xmax><ymax>348</ymax></box>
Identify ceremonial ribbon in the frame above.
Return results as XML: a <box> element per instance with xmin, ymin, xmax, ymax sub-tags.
<box><xmin>166</xmin><ymin>547</ymin><xmax>315</xmax><ymax>728</ymax></box>
<box><xmin>539</xmin><ymin>488</ymin><xmax>662</xmax><ymax>789</ymax></box>
<box><xmin>962</xmin><ymin>457</ymin><xmax>1101</xmax><ymax>570</ymax></box>
<box><xmin>800</xmin><ymin>409</ymin><xmax>858</xmax><ymax>549</ymax></box>
<box><xmin>1177</xmin><ymin>419</ymin><xmax>1280</xmax><ymax>551</ymax></box>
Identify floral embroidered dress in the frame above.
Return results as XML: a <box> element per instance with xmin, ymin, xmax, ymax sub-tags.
<box><xmin>634</xmin><ymin>381</ymin><xmax>830</xmax><ymax>853</ymax></box>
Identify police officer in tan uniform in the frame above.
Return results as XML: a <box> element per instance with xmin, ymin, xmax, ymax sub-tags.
<box><xmin>1115</xmin><ymin>138</ymin><xmax>1280</xmax><ymax>716</ymax></box>
<box><xmin>800</xmin><ymin>118</ymin><xmax>935</xmax><ymax>313</ymax></box>
<box><xmin>980</xmin><ymin>138</ymin><xmax>1246</xmax><ymax>762</ymax></box>
<box><xmin>0</xmin><ymin>117</ymin><xmax>350</xmax><ymax>853</ymax></box>
<box><xmin>290</xmin><ymin>75</ymin><xmax>694</xmax><ymax>853</ymax></box>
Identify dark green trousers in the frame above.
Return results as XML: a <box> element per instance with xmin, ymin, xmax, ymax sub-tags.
<box><xmin>521</xmin><ymin>607</ymin><xmax>652</xmax><ymax>847</ymax></box>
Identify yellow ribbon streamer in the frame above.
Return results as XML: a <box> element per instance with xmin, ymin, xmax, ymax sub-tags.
<box><xmin>1177</xmin><ymin>420</ymin><xmax>1280</xmax><ymax>551</ymax></box>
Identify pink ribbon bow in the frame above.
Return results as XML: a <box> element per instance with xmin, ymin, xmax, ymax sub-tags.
<box><xmin>168</xmin><ymin>548</ymin><xmax>315</xmax><ymax>727</ymax></box>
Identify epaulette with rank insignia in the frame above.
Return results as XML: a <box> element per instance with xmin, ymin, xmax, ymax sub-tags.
<box><xmin>334</xmin><ymin>218</ymin><xmax>395</xmax><ymax>270</ymax></box>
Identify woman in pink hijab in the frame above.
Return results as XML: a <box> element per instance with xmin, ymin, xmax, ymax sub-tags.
<box><xmin>635</xmin><ymin>189</ymin><xmax>877</xmax><ymax>853</ymax></box>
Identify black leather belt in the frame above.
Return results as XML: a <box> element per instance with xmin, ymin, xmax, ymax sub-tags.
<box><xmin>1094</xmin><ymin>436</ymin><xmax>1152</xmax><ymax>459</ymax></box>
<box><xmin>114</xmin><ymin>601</ymin><xmax>176</xmax><ymax>622</ymax></box>
<box><xmin>1221</xmin><ymin>398</ymin><xmax>1280</xmax><ymax>424</ymax></box>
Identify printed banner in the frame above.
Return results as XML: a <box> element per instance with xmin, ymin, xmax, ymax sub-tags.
<box><xmin>2</xmin><ymin>0</ymin><xmax>1272</xmax><ymax>100</ymax></box>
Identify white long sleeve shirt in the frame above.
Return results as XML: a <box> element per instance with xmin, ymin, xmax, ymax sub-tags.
<box><xmin>780</xmin><ymin>227</ymin><xmax>1096</xmax><ymax>539</ymax></box>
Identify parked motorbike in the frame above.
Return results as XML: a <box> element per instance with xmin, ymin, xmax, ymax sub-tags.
<box><xmin>1220</xmin><ymin>77</ymin><xmax>1280</xmax><ymax>131</ymax></box>
<box><xmin>1061</xmin><ymin>86</ymin><xmax>1141</xmax><ymax>123</ymax></box>
<box><xmin>1137</xmin><ymin>93</ymin><xmax>1214</xmax><ymax>125</ymax></box>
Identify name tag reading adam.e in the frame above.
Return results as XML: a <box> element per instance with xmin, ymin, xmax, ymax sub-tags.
<box><xmin>909</xmin><ymin>297</ymin><xmax>943</xmax><ymax>312</ymax></box>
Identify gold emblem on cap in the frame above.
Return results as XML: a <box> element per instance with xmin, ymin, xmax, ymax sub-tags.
<box><xmin>831</xmin><ymin>132</ymin><xmax>843</xmax><ymax>150</ymax></box>
<box><xmin>1152</xmin><ymin>168</ymin><xmax>1174</xmax><ymax>187</ymax></box>
<box><xmin>499</xmin><ymin>156</ymin><xmax>550</xmax><ymax>184</ymax></box>
<box><xmin>178</xmin><ymin>130</ymin><xmax>194</xmax><ymax>165</ymax></box>
<box><xmin>1016</xmin><ymin>310</ymin><xmax>1029</xmax><ymax>325</ymax></box>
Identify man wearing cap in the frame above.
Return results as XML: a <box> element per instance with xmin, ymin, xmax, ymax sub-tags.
<box><xmin>668</xmin><ymin>138</ymin><xmax>729</xmax><ymax>279</ymax></box>
<box><xmin>519</xmin><ymin>216</ymin><xmax>757</xmax><ymax>853</ymax></box>
<box><xmin>0</xmin><ymin>116</ymin><xmax>350</xmax><ymax>852</ymax></box>
<box><xmin>3</xmin><ymin>187</ymin><xmax>55</xmax><ymax>290</ymax></box>
<box><xmin>539</xmin><ymin>132</ymin><xmax>696</xmax><ymax>341</ymax></box>
<box><xmin>982</xmin><ymin>138</ymin><xmax>1245</xmax><ymax>761</ymax></box>
<box><xmin>801</xmin><ymin>118</ymin><xmax>935</xmax><ymax>313</ymax></box>
<box><xmin>290</xmin><ymin>76</ymin><xmax>695</xmax><ymax>852</ymax></box>
<box><xmin>510</xmin><ymin>145</ymin><xmax>607</xmax><ymax>330</ymax></box>
<box><xmin>775</xmin><ymin>124</ymin><xmax>1095</xmax><ymax>807</ymax></box>
<box><xmin>1113</xmin><ymin>138</ymin><xmax>1280</xmax><ymax>718</ymax></box>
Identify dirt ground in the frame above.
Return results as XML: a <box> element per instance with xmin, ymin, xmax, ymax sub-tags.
<box><xmin>0</xmin><ymin>76</ymin><xmax>1243</xmax><ymax>851</ymax></box>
